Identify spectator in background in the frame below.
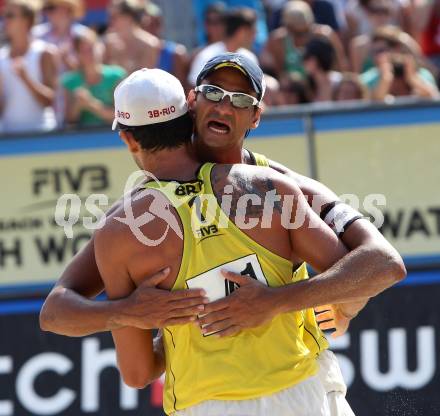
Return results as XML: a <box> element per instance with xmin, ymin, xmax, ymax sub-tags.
<box><xmin>32</xmin><ymin>0</ymin><xmax>91</xmax><ymax>71</ymax></box>
<box><xmin>61</xmin><ymin>31</ymin><xmax>126</xmax><ymax>127</ymax></box>
<box><xmin>303</xmin><ymin>35</ymin><xmax>342</xmax><ymax>101</ymax></box>
<box><xmin>103</xmin><ymin>0</ymin><xmax>160</xmax><ymax>74</ymax></box>
<box><xmin>188</xmin><ymin>7</ymin><xmax>258</xmax><ymax>87</ymax></box>
<box><xmin>302</xmin><ymin>0</ymin><xmax>340</xmax><ymax>32</ymax></box>
<box><xmin>0</xmin><ymin>0</ymin><xmax>57</xmax><ymax>133</ymax></box>
<box><xmin>141</xmin><ymin>1</ymin><xmax>162</xmax><ymax>37</ymax></box>
<box><xmin>360</xmin><ymin>27</ymin><xmax>439</xmax><ymax>100</ymax></box>
<box><xmin>192</xmin><ymin>0</ymin><xmax>268</xmax><ymax>52</ymax></box>
<box><xmin>140</xmin><ymin>2</ymin><xmax>189</xmax><ymax>89</ymax></box>
<box><xmin>32</xmin><ymin>0</ymin><xmax>94</xmax><ymax>126</ymax></box>
<box><xmin>260</xmin><ymin>0</ymin><xmax>347</xmax><ymax>81</ymax></box>
<box><xmin>261</xmin><ymin>73</ymin><xmax>283</xmax><ymax>105</ymax></box>
<box><xmin>345</xmin><ymin>0</ymin><xmax>413</xmax><ymax>42</ymax></box>
<box><xmin>153</xmin><ymin>0</ymin><xmax>196</xmax><ymax>48</ymax></box>
<box><xmin>279</xmin><ymin>71</ymin><xmax>312</xmax><ymax>104</ymax></box>
<box><xmin>265</xmin><ymin>0</ymin><xmax>346</xmax><ymax>33</ymax></box>
<box><xmin>416</xmin><ymin>0</ymin><xmax>440</xmax><ymax>78</ymax></box>
<box><xmin>202</xmin><ymin>2</ymin><xmax>227</xmax><ymax>45</ymax></box>
<box><xmin>104</xmin><ymin>0</ymin><xmax>188</xmax><ymax>88</ymax></box>
<box><xmin>189</xmin><ymin>3</ymin><xmax>227</xmax><ymax>83</ymax></box>
<box><xmin>348</xmin><ymin>0</ymin><xmax>405</xmax><ymax>72</ymax></box>
<box><xmin>333</xmin><ymin>72</ymin><xmax>370</xmax><ymax>100</ymax></box>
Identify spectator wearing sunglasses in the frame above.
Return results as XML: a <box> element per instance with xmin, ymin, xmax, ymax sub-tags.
<box><xmin>32</xmin><ymin>0</ymin><xmax>94</xmax><ymax>126</ymax></box>
<box><xmin>0</xmin><ymin>0</ymin><xmax>57</xmax><ymax>133</ymax></box>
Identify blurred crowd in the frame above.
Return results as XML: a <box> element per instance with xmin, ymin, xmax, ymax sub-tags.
<box><xmin>0</xmin><ymin>0</ymin><xmax>439</xmax><ymax>134</ymax></box>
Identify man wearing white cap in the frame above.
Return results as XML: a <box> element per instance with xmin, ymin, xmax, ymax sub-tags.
<box><xmin>93</xmin><ymin>66</ymin><xmax>352</xmax><ymax>415</ymax></box>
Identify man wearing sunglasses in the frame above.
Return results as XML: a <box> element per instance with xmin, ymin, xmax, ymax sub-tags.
<box><xmin>41</xmin><ymin>54</ymin><xmax>406</xmax><ymax>415</ymax></box>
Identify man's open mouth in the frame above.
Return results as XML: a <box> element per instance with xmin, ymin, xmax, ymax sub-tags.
<box><xmin>207</xmin><ymin>120</ymin><xmax>231</xmax><ymax>135</ymax></box>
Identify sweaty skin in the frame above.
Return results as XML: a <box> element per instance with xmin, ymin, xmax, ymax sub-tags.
<box><xmin>40</xmin><ymin>67</ymin><xmax>406</xmax><ymax>338</ymax></box>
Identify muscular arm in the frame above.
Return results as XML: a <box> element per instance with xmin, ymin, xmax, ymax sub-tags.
<box><xmin>40</xmin><ymin>192</ymin><xmax>206</xmax><ymax>337</ymax></box>
<box><xmin>39</xmin><ymin>236</ymin><xmax>119</xmax><ymax>336</ymax></box>
<box><xmin>269</xmin><ymin>159</ymin><xmax>406</xmax><ymax>311</ymax></box>
<box><xmin>94</xmin><ymin>221</ymin><xmax>162</xmax><ymax>388</ymax></box>
<box><xmin>200</xmin><ymin>159</ymin><xmax>405</xmax><ymax>336</ymax></box>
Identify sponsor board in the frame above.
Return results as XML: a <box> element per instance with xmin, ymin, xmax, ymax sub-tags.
<box><xmin>0</xmin><ymin>282</ymin><xmax>439</xmax><ymax>415</ymax></box>
<box><xmin>314</xmin><ymin>108</ymin><xmax>440</xmax><ymax>262</ymax></box>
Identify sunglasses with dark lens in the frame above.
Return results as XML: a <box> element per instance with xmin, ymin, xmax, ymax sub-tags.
<box><xmin>195</xmin><ymin>84</ymin><xmax>259</xmax><ymax>109</ymax></box>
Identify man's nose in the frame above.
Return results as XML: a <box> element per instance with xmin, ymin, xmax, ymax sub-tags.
<box><xmin>214</xmin><ymin>95</ymin><xmax>234</xmax><ymax>114</ymax></box>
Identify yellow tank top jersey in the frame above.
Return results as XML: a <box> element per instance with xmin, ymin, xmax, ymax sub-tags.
<box><xmin>250</xmin><ymin>150</ymin><xmax>329</xmax><ymax>356</ymax></box>
<box><xmin>146</xmin><ymin>163</ymin><xmax>317</xmax><ymax>415</ymax></box>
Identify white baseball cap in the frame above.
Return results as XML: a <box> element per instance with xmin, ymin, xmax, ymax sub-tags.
<box><xmin>112</xmin><ymin>68</ymin><xmax>188</xmax><ymax>130</ymax></box>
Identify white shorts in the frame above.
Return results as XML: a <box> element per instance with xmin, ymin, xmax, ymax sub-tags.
<box><xmin>317</xmin><ymin>350</ymin><xmax>355</xmax><ymax>416</ymax></box>
<box><xmin>172</xmin><ymin>374</ymin><xmax>330</xmax><ymax>416</ymax></box>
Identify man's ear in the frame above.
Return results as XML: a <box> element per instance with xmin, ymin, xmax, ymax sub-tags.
<box><xmin>187</xmin><ymin>89</ymin><xmax>197</xmax><ymax>117</ymax></box>
<box><xmin>119</xmin><ymin>131</ymin><xmax>140</xmax><ymax>153</ymax></box>
<box><xmin>250</xmin><ymin>106</ymin><xmax>262</xmax><ymax>129</ymax></box>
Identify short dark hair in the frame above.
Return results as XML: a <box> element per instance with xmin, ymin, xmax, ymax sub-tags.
<box><xmin>303</xmin><ymin>36</ymin><xmax>335</xmax><ymax>72</ymax></box>
<box><xmin>118</xmin><ymin>112</ymin><xmax>193</xmax><ymax>152</ymax></box>
<box><xmin>225</xmin><ymin>7</ymin><xmax>256</xmax><ymax>38</ymax></box>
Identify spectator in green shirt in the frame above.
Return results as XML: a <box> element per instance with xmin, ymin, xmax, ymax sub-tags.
<box><xmin>61</xmin><ymin>30</ymin><xmax>126</xmax><ymax>127</ymax></box>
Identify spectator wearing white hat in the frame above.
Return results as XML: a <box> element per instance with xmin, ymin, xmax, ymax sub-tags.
<box><xmin>0</xmin><ymin>0</ymin><xmax>58</xmax><ymax>133</ymax></box>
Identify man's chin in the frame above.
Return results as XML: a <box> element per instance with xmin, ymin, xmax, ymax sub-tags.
<box><xmin>200</xmin><ymin>130</ymin><xmax>233</xmax><ymax>148</ymax></box>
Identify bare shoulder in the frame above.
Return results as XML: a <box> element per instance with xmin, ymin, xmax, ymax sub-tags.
<box><xmin>211</xmin><ymin>163</ymin><xmax>300</xmax><ymax>199</ymax></box>
<box><xmin>95</xmin><ymin>187</ymin><xmax>179</xmax><ymax>252</ymax></box>
<box><xmin>267</xmin><ymin>159</ymin><xmax>338</xmax><ymax>203</ymax></box>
